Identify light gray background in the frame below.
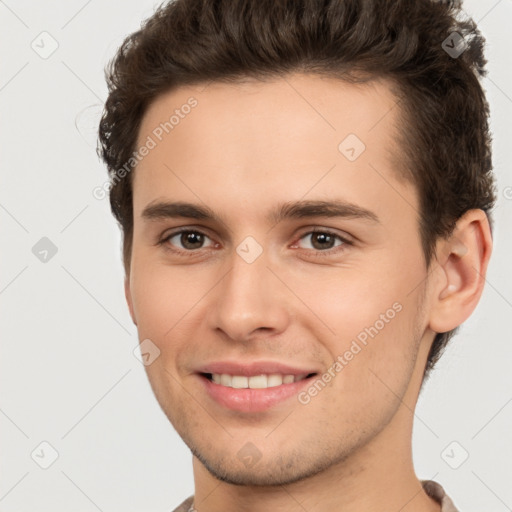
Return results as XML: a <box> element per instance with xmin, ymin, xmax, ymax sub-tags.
<box><xmin>1</xmin><ymin>1</ymin><xmax>511</xmax><ymax>511</ymax></box>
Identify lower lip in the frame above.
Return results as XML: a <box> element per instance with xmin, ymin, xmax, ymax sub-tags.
<box><xmin>197</xmin><ymin>374</ymin><xmax>316</xmax><ymax>413</ymax></box>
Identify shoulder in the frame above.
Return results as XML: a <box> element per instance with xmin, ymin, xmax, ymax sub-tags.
<box><xmin>421</xmin><ymin>479</ymin><xmax>460</xmax><ymax>512</ymax></box>
<box><xmin>171</xmin><ymin>494</ymin><xmax>194</xmax><ymax>512</ymax></box>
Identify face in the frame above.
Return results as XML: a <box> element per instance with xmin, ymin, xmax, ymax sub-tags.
<box><xmin>126</xmin><ymin>74</ymin><xmax>434</xmax><ymax>486</ymax></box>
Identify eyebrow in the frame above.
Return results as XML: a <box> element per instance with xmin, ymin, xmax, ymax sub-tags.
<box><xmin>141</xmin><ymin>199</ymin><xmax>380</xmax><ymax>225</ymax></box>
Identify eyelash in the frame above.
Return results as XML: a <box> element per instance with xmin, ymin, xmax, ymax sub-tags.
<box><xmin>157</xmin><ymin>227</ymin><xmax>353</xmax><ymax>258</ymax></box>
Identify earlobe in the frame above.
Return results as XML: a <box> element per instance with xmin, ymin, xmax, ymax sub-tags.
<box><xmin>428</xmin><ymin>209</ymin><xmax>492</xmax><ymax>334</ymax></box>
<box><xmin>124</xmin><ymin>276</ymin><xmax>137</xmax><ymax>326</ymax></box>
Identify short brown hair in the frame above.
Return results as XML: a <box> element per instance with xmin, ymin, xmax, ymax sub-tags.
<box><xmin>98</xmin><ymin>0</ymin><xmax>496</xmax><ymax>381</ymax></box>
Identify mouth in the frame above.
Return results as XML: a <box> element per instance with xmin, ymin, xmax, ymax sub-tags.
<box><xmin>200</xmin><ymin>372</ymin><xmax>318</xmax><ymax>389</ymax></box>
<box><xmin>197</xmin><ymin>371</ymin><xmax>319</xmax><ymax>413</ymax></box>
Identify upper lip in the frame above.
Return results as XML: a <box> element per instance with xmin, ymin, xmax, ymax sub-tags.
<box><xmin>196</xmin><ymin>360</ymin><xmax>320</xmax><ymax>377</ymax></box>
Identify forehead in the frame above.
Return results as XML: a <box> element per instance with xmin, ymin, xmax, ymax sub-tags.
<box><xmin>132</xmin><ymin>73</ymin><xmax>414</xmax><ymax>225</ymax></box>
<box><xmin>137</xmin><ymin>73</ymin><xmax>401</xmax><ymax>155</ymax></box>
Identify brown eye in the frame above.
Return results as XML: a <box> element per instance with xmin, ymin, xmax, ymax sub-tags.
<box><xmin>310</xmin><ymin>232</ymin><xmax>337</xmax><ymax>250</ymax></box>
<box><xmin>297</xmin><ymin>230</ymin><xmax>346</xmax><ymax>251</ymax></box>
<box><xmin>180</xmin><ymin>231</ymin><xmax>205</xmax><ymax>249</ymax></box>
<box><xmin>162</xmin><ymin>229</ymin><xmax>215</xmax><ymax>251</ymax></box>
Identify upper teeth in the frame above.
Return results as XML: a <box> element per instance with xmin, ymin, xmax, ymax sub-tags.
<box><xmin>211</xmin><ymin>373</ymin><xmax>309</xmax><ymax>389</ymax></box>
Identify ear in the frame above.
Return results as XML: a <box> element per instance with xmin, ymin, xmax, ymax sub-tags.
<box><xmin>124</xmin><ymin>275</ymin><xmax>137</xmax><ymax>326</ymax></box>
<box><xmin>428</xmin><ymin>209</ymin><xmax>493</xmax><ymax>334</ymax></box>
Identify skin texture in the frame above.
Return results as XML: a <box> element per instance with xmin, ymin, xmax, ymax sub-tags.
<box><xmin>125</xmin><ymin>73</ymin><xmax>492</xmax><ymax>512</ymax></box>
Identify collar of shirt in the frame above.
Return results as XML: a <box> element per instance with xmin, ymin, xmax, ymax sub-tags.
<box><xmin>172</xmin><ymin>479</ymin><xmax>460</xmax><ymax>512</ymax></box>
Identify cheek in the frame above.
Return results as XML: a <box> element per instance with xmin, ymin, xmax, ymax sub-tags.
<box><xmin>287</xmin><ymin>260</ymin><xmax>424</xmax><ymax>393</ymax></box>
<box><xmin>128</xmin><ymin>261</ymin><xmax>207</xmax><ymax>408</ymax></box>
<box><xmin>129</xmin><ymin>257</ymin><xmax>205</xmax><ymax>344</ymax></box>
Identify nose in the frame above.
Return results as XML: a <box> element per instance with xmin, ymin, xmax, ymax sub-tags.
<box><xmin>207</xmin><ymin>242</ymin><xmax>290</xmax><ymax>343</ymax></box>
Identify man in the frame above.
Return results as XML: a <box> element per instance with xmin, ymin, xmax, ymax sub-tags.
<box><xmin>98</xmin><ymin>0</ymin><xmax>495</xmax><ymax>510</ymax></box>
